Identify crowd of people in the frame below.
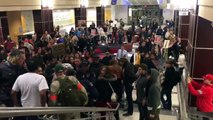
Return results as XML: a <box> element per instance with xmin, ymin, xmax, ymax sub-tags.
<box><xmin>0</xmin><ymin>17</ymin><xmax>212</xmax><ymax>120</ymax></box>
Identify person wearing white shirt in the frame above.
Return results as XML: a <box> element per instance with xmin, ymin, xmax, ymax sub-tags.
<box><xmin>11</xmin><ymin>59</ymin><xmax>49</xmax><ymax>108</ymax></box>
<box><xmin>177</xmin><ymin>49</ymin><xmax>186</xmax><ymax>75</ymax></box>
<box><xmin>117</xmin><ymin>45</ymin><xmax>128</xmax><ymax>60</ymax></box>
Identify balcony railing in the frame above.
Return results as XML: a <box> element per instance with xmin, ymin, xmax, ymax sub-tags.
<box><xmin>0</xmin><ymin>104</ymin><xmax>119</xmax><ymax>120</ymax></box>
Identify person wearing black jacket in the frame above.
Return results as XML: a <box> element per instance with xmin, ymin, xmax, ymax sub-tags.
<box><xmin>161</xmin><ymin>59</ymin><xmax>176</xmax><ymax>110</ymax></box>
<box><xmin>126</xmin><ymin>28</ymin><xmax>133</xmax><ymax>43</ymax></box>
<box><xmin>0</xmin><ymin>50</ymin><xmax>26</xmax><ymax>107</ymax></box>
<box><xmin>118</xmin><ymin>58</ymin><xmax>137</xmax><ymax>116</ymax></box>
<box><xmin>136</xmin><ymin>64</ymin><xmax>148</xmax><ymax>120</ymax></box>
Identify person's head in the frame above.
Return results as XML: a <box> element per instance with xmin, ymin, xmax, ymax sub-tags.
<box><xmin>82</xmin><ymin>61</ymin><xmax>90</xmax><ymax>72</ymax></box>
<box><xmin>100</xmin><ymin>66</ymin><xmax>107</xmax><ymax>75</ymax></box>
<box><xmin>74</xmin><ymin>58</ymin><xmax>81</xmax><ymax>67</ymax></box>
<box><xmin>165</xmin><ymin>59</ymin><xmax>174</xmax><ymax>68</ymax></box>
<box><xmin>26</xmin><ymin>59</ymin><xmax>40</xmax><ymax>72</ymax></box>
<box><xmin>203</xmin><ymin>74</ymin><xmax>213</xmax><ymax>85</ymax></box>
<box><xmin>118</xmin><ymin>58</ymin><xmax>128</xmax><ymax>67</ymax></box>
<box><xmin>121</xmin><ymin>45</ymin><xmax>125</xmax><ymax>50</ymax></box>
<box><xmin>150</xmin><ymin>52</ymin><xmax>157</xmax><ymax>60</ymax></box>
<box><xmin>8</xmin><ymin>49</ymin><xmax>26</xmax><ymax>66</ymax></box>
<box><xmin>179</xmin><ymin>49</ymin><xmax>185</xmax><ymax>54</ymax></box>
<box><xmin>140</xmin><ymin>41</ymin><xmax>146</xmax><ymax>47</ymax></box>
<box><xmin>54</xmin><ymin>64</ymin><xmax>65</xmax><ymax>78</ymax></box>
<box><xmin>137</xmin><ymin>64</ymin><xmax>148</xmax><ymax>75</ymax></box>
<box><xmin>135</xmin><ymin>48</ymin><xmax>140</xmax><ymax>53</ymax></box>
<box><xmin>36</xmin><ymin>67</ymin><xmax>43</xmax><ymax>75</ymax></box>
<box><xmin>92</xmin><ymin>54</ymin><xmax>100</xmax><ymax>63</ymax></box>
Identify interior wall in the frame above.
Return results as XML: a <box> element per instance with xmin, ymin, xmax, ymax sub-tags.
<box><xmin>7</xmin><ymin>11</ymin><xmax>22</xmax><ymax>43</ymax></box>
<box><xmin>113</xmin><ymin>5</ymin><xmax>128</xmax><ymax>23</ymax></box>
<box><xmin>198</xmin><ymin>0</ymin><xmax>213</xmax><ymax>21</ymax></box>
<box><xmin>86</xmin><ymin>8</ymin><xmax>97</xmax><ymax>27</ymax></box>
<box><xmin>163</xmin><ymin>9</ymin><xmax>174</xmax><ymax>22</ymax></box>
<box><xmin>0</xmin><ymin>0</ymin><xmax>41</xmax><ymax>11</ymax></box>
<box><xmin>105</xmin><ymin>7</ymin><xmax>112</xmax><ymax>21</ymax></box>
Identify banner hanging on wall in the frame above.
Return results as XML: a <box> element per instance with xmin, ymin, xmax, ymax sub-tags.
<box><xmin>53</xmin><ymin>9</ymin><xmax>75</xmax><ymax>27</ymax></box>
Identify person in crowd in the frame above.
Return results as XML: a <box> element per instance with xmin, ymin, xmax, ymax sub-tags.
<box><xmin>95</xmin><ymin>66</ymin><xmax>119</xmax><ymax>120</ymax></box>
<box><xmin>112</xmin><ymin>24</ymin><xmax>118</xmax><ymax>44</ymax></box>
<box><xmin>50</xmin><ymin>64</ymin><xmax>88</xmax><ymax>120</ymax></box>
<box><xmin>42</xmin><ymin>31</ymin><xmax>52</xmax><ymax>42</ymax></box>
<box><xmin>89</xmin><ymin>55</ymin><xmax>103</xmax><ymax>78</ymax></box>
<box><xmin>10</xmin><ymin>59</ymin><xmax>48</xmax><ymax>120</ymax></box>
<box><xmin>118</xmin><ymin>28</ymin><xmax>124</xmax><ymax>44</ymax></box>
<box><xmin>107</xmin><ymin>25</ymin><xmax>113</xmax><ymax>43</ymax></box>
<box><xmin>161</xmin><ymin>59</ymin><xmax>177</xmax><ymax>110</ymax></box>
<box><xmin>76</xmin><ymin>62</ymin><xmax>98</xmax><ymax>106</ymax></box>
<box><xmin>126</xmin><ymin>27</ymin><xmax>133</xmax><ymax>43</ymax></box>
<box><xmin>177</xmin><ymin>49</ymin><xmax>186</xmax><ymax>75</ymax></box>
<box><xmin>146</xmin><ymin>69</ymin><xmax>161</xmax><ymax>120</ymax></box>
<box><xmin>136</xmin><ymin>64</ymin><xmax>149</xmax><ymax>120</ymax></box>
<box><xmin>0</xmin><ymin>49</ymin><xmax>26</xmax><ymax>107</ymax></box>
<box><xmin>102</xmin><ymin>52</ymin><xmax>112</xmax><ymax>65</ymax></box>
<box><xmin>50</xmin><ymin>63</ymin><xmax>88</xmax><ymax>106</ymax></box>
<box><xmin>188</xmin><ymin>74</ymin><xmax>213</xmax><ymax>112</ymax></box>
<box><xmin>11</xmin><ymin>59</ymin><xmax>49</xmax><ymax>107</ymax></box>
<box><xmin>32</xmin><ymin>47</ymin><xmax>45</xmax><ymax>69</ymax></box>
<box><xmin>130</xmin><ymin>48</ymin><xmax>142</xmax><ymax>65</ymax></box>
<box><xmin>0</xmin><ymin>46</ymin><xmax>7</xmax><ymax>64</ymax></box>
<box><xmin>116</xmin><ymin>45</ymin><xmax>128</xmax><ymax>60</ymax></box>
<box><xmin>44</xmin><ymin>55</ymin><xmax>57</xmax><ymax>87</ymax></box>
<box><xmin>4</xmin><ymin>35</ymin><xmax>16</xmax><ymax>53</ymax></box>
<box><xmin>108</xmin><ymin>60</ymin><xmax>123</xmax><ymax>104</ymax></box>
<box><xmin>118</xmin><ymin>58</ymin><xmax>137</xmax><ymax>116</ymax></box>
<box><xmin>156</xmin><ymin>26</ymin><xmax>163</xmax><ymax>36</ymax></box>
<box><xmin>138</xmin><ymin>41</ymin><xmax>149</xmax><ymax>54</ymax></box>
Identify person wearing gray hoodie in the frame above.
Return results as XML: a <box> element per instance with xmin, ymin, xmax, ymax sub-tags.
<box><xmin>146</xmin><ymin>69</ymin><xmax>161</xmax><ymax>120</ymax></box>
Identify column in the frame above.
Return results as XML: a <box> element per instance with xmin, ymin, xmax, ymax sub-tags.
<box><xmin>0</xmin><ymin>12</ymin><xmax>9</xmax><ymax>43</ymax></box>
<box><xmin>33</xmin><ymin>9</ymin><xmax>53</xmax><ymax>38</ymax></box>
<box><xmin>178</xmin><ymin>12</ymin><xmax>190</xmax><ymax>49</ymax></box>
<box><xmin>74</xmin><ymin>7</ymin><xmax>86</xmax><ymax>27</ymax></box>
<box><xmin>96</xmin><ymin>7</ymin><xmax>105</xmax><ymax>26</ymax></box>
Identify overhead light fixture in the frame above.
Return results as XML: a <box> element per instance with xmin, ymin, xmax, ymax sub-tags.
<box><xmin>41</xmin><ymin>0</ymin><xmax>53</xmax><ymax>8</ymax></box>
<box><xmin>101</xmin><ymin>0</ymin><xmax>107</xmax><ymax>7</ymax></box>
<box><xmin>80</xmin><ymin>0</ymin><xmax>88</xmax><ymax>7</ymax></box>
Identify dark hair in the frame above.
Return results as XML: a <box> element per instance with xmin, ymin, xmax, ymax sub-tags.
<box><xmin>27</xmin><ymin>59</ymin><xmax>40</xmax><ymax>72</ymax></box>
<box><xmin>138</xmin><ymin>63</ymin><xmax>148</xmax><ymax>71</ymax></box>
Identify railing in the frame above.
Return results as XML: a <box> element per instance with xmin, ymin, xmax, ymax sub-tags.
<box><xmin>0</xmin><ymin>105</ymin><xmax>119</xmax><ymax>120</ymax></box>
<box><xmin>188</xmin><ymin>108</ymin><xmax>213</xmax><ymax>120</ymax></box>
<box><xmin>179</xmin><ymin>67</ymin><xmax>213</xmax><ymax>120</ymax></box>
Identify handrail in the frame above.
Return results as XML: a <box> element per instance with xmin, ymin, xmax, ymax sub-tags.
<box><xmin>0</xmin><ymin>105</ymin><xmax>120</xmax><ymax>118</ymax></box>
<box><xmin>189</xmin><ymin>108</ymin><xmax>213</xmax><ymax>120</ymax></box>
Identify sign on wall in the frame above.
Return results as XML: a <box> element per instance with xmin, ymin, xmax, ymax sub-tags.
<box><xmin>53</xmin><ymin>9</ymin><xmax>75</xmax><ymax>27</ymax></box>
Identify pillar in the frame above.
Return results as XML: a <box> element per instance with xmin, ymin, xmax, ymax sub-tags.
<box><xmin>0</xmin><ymin>12</ymin><xmax>9</xmax><ymax>43</ymax></box>
<box><xmin>74</xmin><ymin>7</ymin><xmax>86</xmax><ymax>27</ymax></box>
<box><xmin>96</xmin><ymin>7</ymin><xmax>105</xmax><ymax>26</ymax></box>
<box><xmin>33</xmin><ymin>9</ymin><xmax>53</xmax><ymax>38</ymax></box>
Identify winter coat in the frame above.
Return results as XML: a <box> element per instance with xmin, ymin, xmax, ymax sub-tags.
<box><xmin>147</xmin><ymin>69</ymin><xmax>161</xmax><ymax>114</ymax></box>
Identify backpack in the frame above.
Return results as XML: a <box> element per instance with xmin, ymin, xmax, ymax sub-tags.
<box><xmin>56</xmin><ymin>77</ymin><xmax>88</xmax><ymax>106</ymax></box>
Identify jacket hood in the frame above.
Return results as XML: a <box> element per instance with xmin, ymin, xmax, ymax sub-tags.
<box><xmin>150</xmin><ymin>68</ymin><xmax>159</xmax><ymax>84</ymax></box>
<box><xmin>103</xmin><ymin>74</ymin><xmax>117</xmax><ymax>81</ymax></box>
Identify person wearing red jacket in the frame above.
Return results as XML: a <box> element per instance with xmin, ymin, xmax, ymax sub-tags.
<box><xmin>188</xmin><ymin>74</ymin><xmax>213</xmax><ymax>112</ymax></box>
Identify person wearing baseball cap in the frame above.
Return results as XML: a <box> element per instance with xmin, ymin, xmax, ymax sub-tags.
<box><xmin>188</xmin><ymin>74</ymin><xmax>213</xmax><ymax>112</ymax></box>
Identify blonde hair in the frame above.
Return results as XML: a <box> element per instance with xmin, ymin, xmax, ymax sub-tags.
<box><xmin>7</xmin><ymin>50</ymin><xmax>25</xmax><ymax>65</ymax></box>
